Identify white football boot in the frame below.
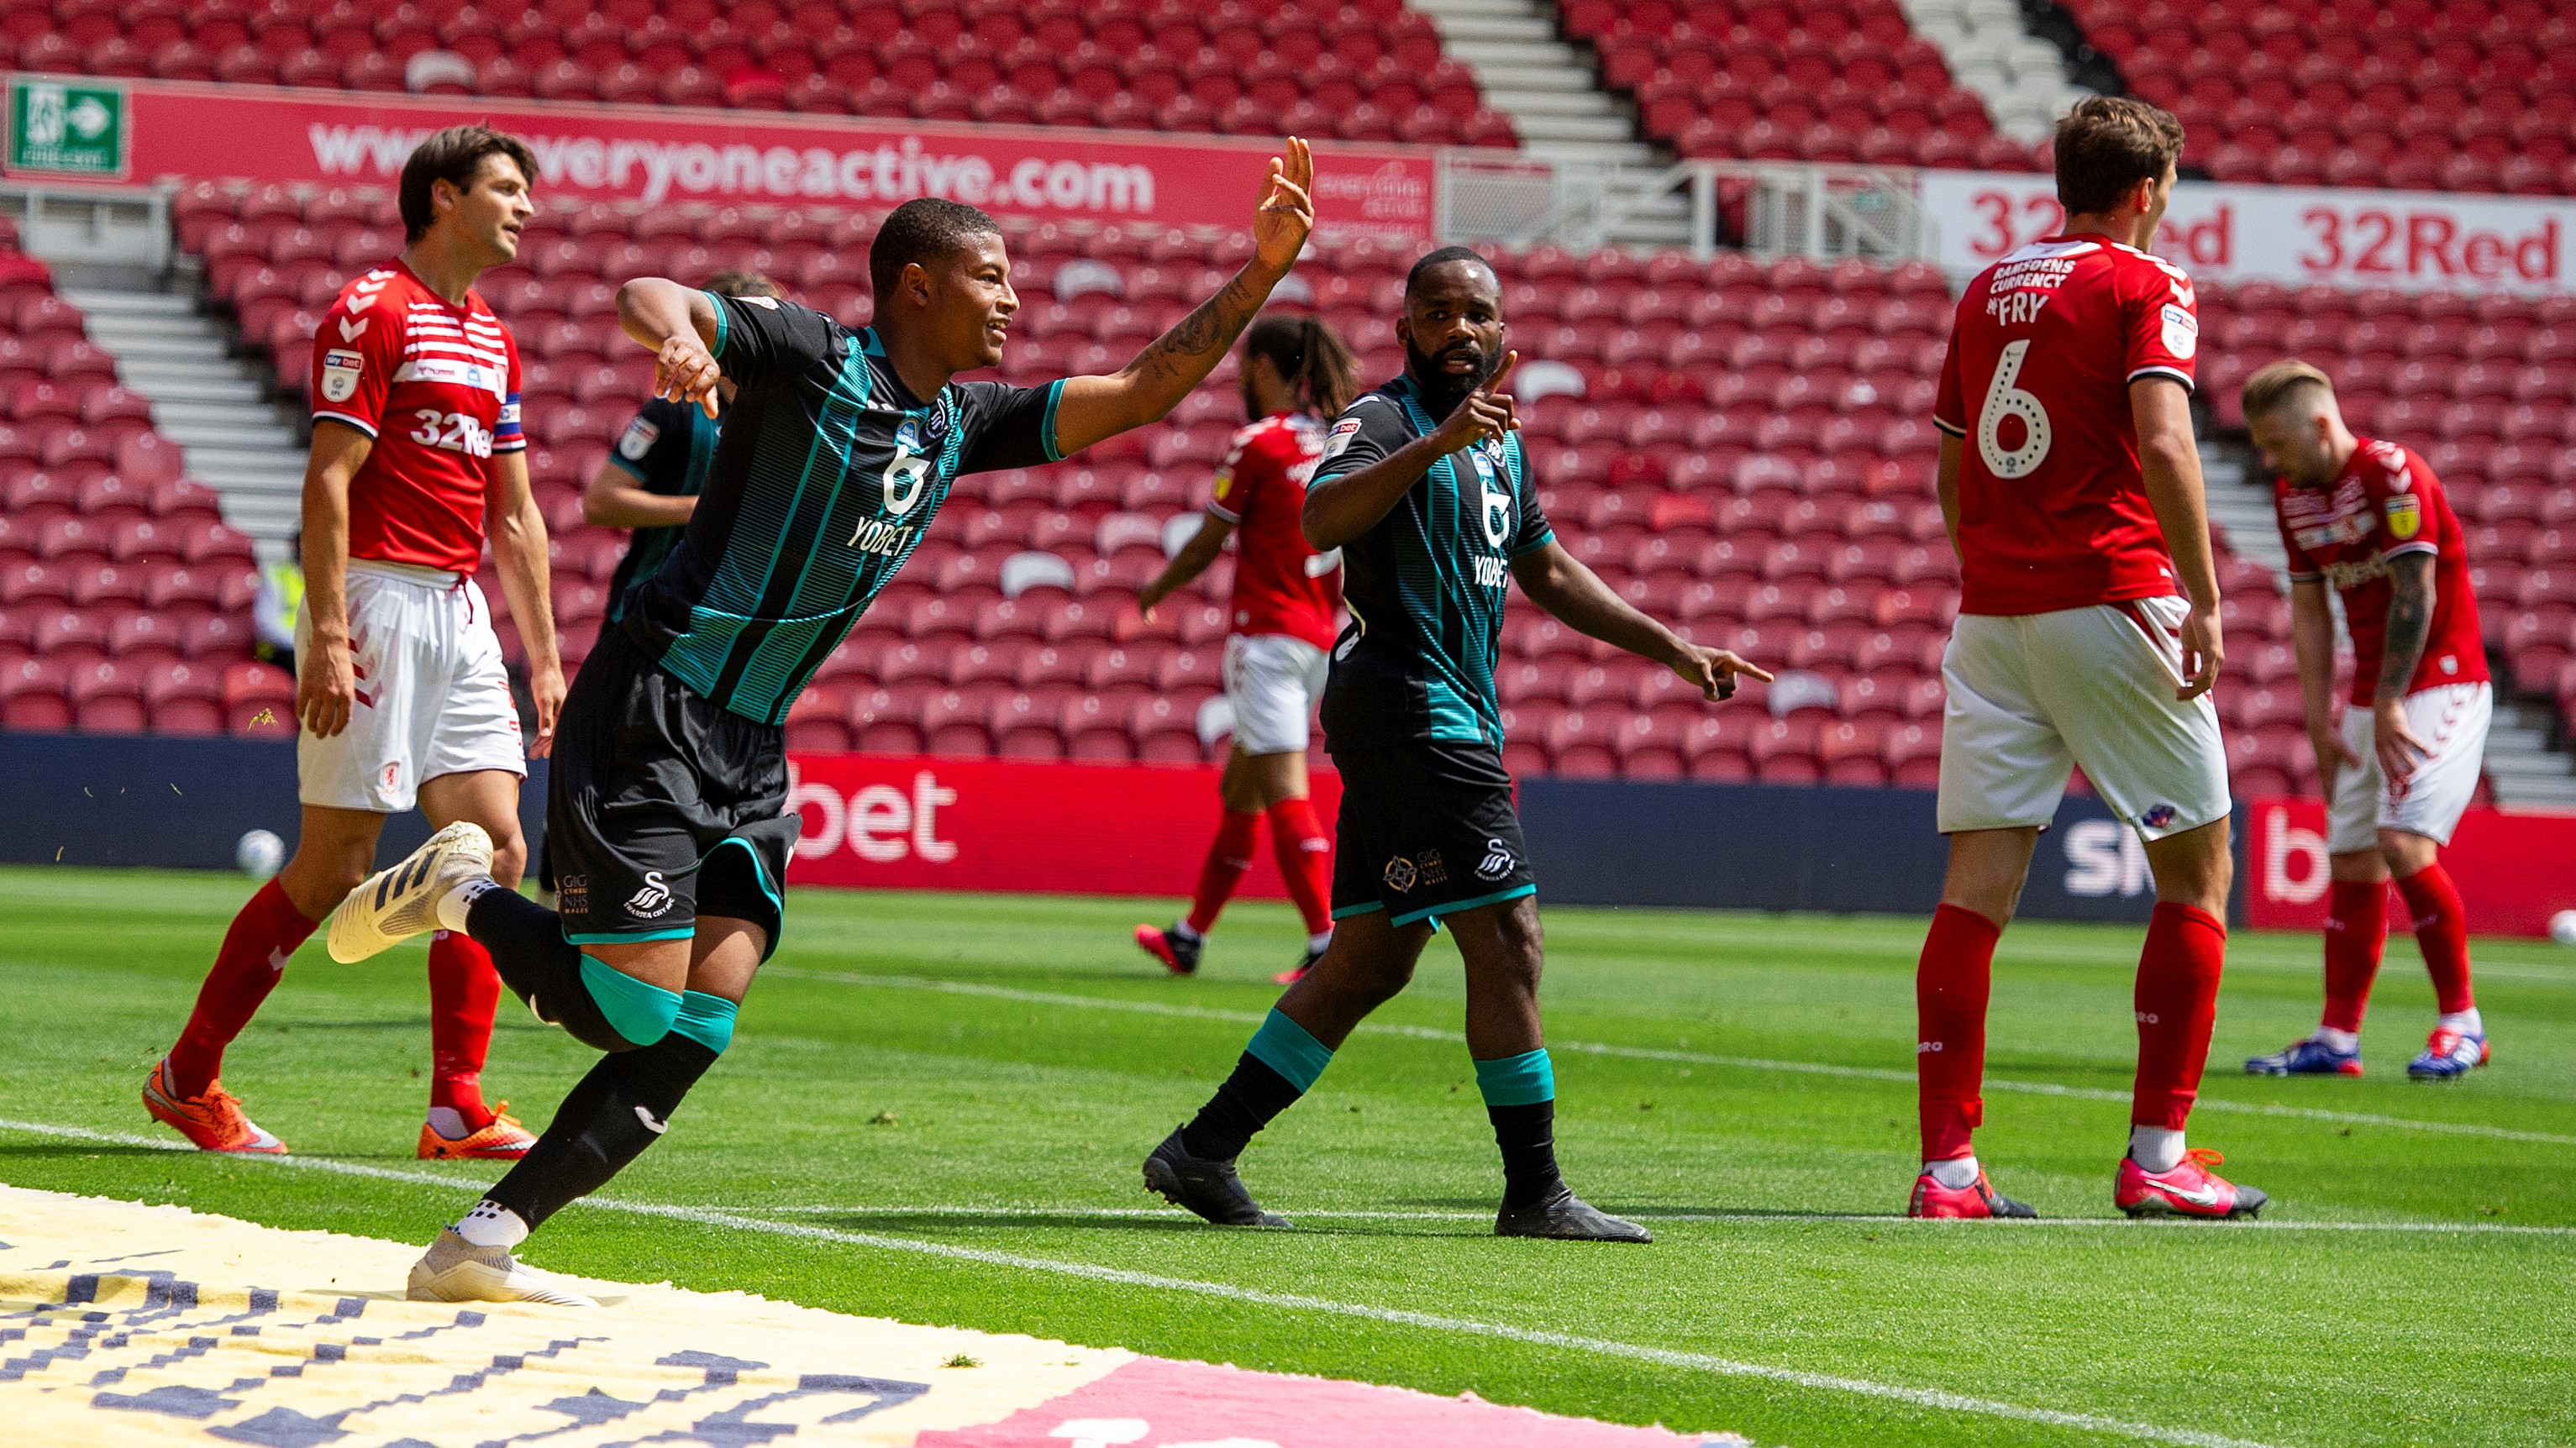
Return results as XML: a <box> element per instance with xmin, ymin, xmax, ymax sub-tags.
<box><xmin>328</xmin><ymin>821</ymin><xmax>493</xmax><ymax>963</ymax></box>
<box><xmin>406</xmin><ymin>1228</ymin><xmax>598</xmax><ymax>1307</ymax></box>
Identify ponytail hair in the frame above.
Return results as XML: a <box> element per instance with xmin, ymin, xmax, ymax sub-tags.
<box><xmin>1241</xmin><ymin>312</ymin><xmax>1360</xmax><ymax>419</ymax></box>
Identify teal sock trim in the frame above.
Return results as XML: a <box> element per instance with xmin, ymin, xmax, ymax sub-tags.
<box><xmin>1474</xmin><ymin>1048</ymin><xmax>1556</xmax><ymax>1107</ymax></box>
<box><xmin>577</xmin><ymin>956</ymin><xmax>682</xmax><ymax>1047</ymax></box>
<box><xmin>1244</xmin><ymin>1008</ymin><xmax>1334</xmax><ymax>1092</ymax></box>
<box><xmin>670</xmin><ymin>990</ymin><xmax>737</xmax><ymax>1055</ymax></box>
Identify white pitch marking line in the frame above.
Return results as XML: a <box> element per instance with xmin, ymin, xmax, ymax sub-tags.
<box><xmin>760</xmin><ymin>968</ymin><xmax>2576</xmax><ymax>1147</ymax></box>
<box><xmin>730</xmin><ymin>1204</ymin><xmax>2576</xmax><ymax>1236</ymax></box>
<box><xmin>0</xmin><ymin>1118</ymin><xmax>2275</xmax><ymax>1448</ymax></box>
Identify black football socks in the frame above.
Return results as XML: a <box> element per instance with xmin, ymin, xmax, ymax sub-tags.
<box><xmin>1179</xmin><ymin>1008</ymin><xmax>1336</xmax><ymax>1160</ymax></box>
<box><xmin>462</xmin><ymin>884</ymin><xmax>681</xmax><ymax>1052</ymax></box>
<box><xmin>1476</xmin><ymin>1049</ymin><xmax>1564</xmax><ymax>1209</ymax></box>
<box><xmin>483</xmin><ymin>991</ymin><xmax>737</xmax><ymax>1230</ymax></box>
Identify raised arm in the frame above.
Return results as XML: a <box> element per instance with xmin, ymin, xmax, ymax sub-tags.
<box><xmin>1303</xmin><ymin>355</ymin><xmax>1518</xmax><ymax>551</ymax></box>
<box><xmin>2132</xmin><ymin>375</ymin><xmax>2222</xmax><ymax>699</ymax></box>
<box><xmin>1511</xmin><ymin>540</ymin><xmax>1772</xmax><ymax>701</ymax></box>
<box><xmin>617</xmin><ymin>278</ymin><xmax>723</xmax><ymax>417</ymax></box>
<box><xmin>1047</xmin><ymin>139</ymin><xmax>1314</xmax><ymax>455</ymax></box>
<box><xmin>294</xmin><ymin>421</ymin><xmax>371</xmax><ymax>740</ymax></box>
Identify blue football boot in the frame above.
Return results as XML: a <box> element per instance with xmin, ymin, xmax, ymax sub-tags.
<box><xmin>2245</xmin><ymin>1034</ymin><xmax>2363</xmax><ymax>1077</ymax></box>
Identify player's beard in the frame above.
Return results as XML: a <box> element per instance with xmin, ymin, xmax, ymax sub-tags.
<box><xmin>1404</xmin><ymin>338</ymin><xmax>1500</xmax><ymax>418</ymax></box>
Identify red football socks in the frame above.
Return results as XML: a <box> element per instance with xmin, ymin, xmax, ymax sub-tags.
<box><xmin>428</xmin><ymin>930</ymin><xmax>502</xmax><ymax>1130</ymax></box>
<box><xmin>1266</xmin><ymin>797</ymin><xmax>1333</xmax><ymax>937</ymax></box>
<box><xmin>2319</xmin><ymin>879</ymin><xmax>2389</xmax><ymax>1033</ymax></box>
<box><xmin>1915</xmin><ymin>903</ymin><xmax>2000</xmax><ymax>1162</ymax></box>
<box><xmin>2132</xmin><ymin>901</ymin><xmax>2226</xmax><ymax>1131</ymax></box>
<box><xmin>168</xmin><ymin>879</ymin><xmax>317</xmax><ymax>1099</ymax></box>
<box><xmin>2395</xmin><ymin>862</ymin><xmax>2475</xmax><ymax>1015</ymax></box>
<box><xmin>1185</xmin><ymin>810</ymin><xmax>1262</xmax><ymax>935</ymax></box>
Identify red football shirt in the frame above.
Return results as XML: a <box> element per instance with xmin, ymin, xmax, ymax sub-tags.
<box><xmin>1207</xmin><ymin>411</ymin><xmax>1340</xmax><ymax>650</ymax></box>
<box><xmin>2275</xmin><ymin>437</ymin><xmax>2487</xmax><ymax>707</ymax></box>
<box><xmin>1935</xmin><ymin>233</ymin><xmax>2200</xmax><ymax>615</ymax></box>
<box><xmin>310</xmin><ymin>260</ymin><xmax>525</xmax><ymax>574</ymax></box>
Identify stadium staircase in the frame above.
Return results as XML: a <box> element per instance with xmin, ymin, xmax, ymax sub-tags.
<box><xmin>1408</xmin><ymin>0</ymin><xmax>1648</xmax><ymax>159</ymax></box>
<box><xmin>64</xmin><ymin>286</ymin><xmax>302</xmax><ymax>553</ymax></box>
<box><xmin>1895</xmin><ymin>0</ymin><xmax>2098</xmax><ymax>144</ymax></box>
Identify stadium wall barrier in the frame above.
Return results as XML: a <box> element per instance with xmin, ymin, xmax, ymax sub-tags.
<box><xmin>0</xmin><ymin>79</ymin><xmax>1436</xmax><ymax>244</ymax></box>
<box><xmin>29</xmin><ymin>737</ymin><xmax>2568</xmax><ymax>936</ymax></box>
<box><xmin>1922</xmin><ymin>170</ymin><xmax>2576</xmax><ymax>295</ymax></box>
<box><xmin>2242</xmin><ymin>795</ymin><xmax>2576</xmax><ymax>938</ymax></box>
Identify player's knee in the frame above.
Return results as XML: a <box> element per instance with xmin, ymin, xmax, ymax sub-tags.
<box><xmin>486</xmin><ymin>830</ymin><xmax>528</xmax><ymax>889</ymax></box>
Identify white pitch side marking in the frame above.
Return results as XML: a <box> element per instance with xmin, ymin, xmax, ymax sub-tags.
<box><xmin>0</xmin><ymin>1118</ymin><xmax>2282</xmax><ymax>1448</ymax></box>
<box><xmin>736</xmin><ymin>1204</ymin><xmax>2576</xmax><ymax>1236</ymax></box>
<box><xmin>762</xmin><ymin>969</ymin><xmax>2576</xmax><ymax>1148</ymax></box>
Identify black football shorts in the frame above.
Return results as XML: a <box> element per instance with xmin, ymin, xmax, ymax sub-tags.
<box><xmin>1328</xmin><ymin>738</ymin><xmax>1537</xmax><ymax>930</ymax></box>
<box><xmin>544</xmin><ymin>625</ymin><xmax>796</xmax><ymax>957</ymax></box>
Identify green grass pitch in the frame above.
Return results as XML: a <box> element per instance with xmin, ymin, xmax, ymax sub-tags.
<box><xmin>2</xmin><ymin>864</ymin><xmax>2571</xmax><ymax>1447</ymax></box>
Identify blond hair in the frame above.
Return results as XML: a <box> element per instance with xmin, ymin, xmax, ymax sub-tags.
<box><xmin>2240</xmin><ymin>359</ymin><xmax>2337</xmax><ymax>422</ymax></box>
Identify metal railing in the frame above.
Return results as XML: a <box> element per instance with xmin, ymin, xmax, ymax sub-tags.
<box><xmin>1436</xmin><ymin>153</ymin><xmax>1934</xmax><ymax>264</ymax></box>
<box><xmin>0</xmin><ymin>180</ymin><xmax>173</xmax><ymax>274</ymax></box>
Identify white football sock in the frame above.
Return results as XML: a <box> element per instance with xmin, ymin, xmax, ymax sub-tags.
<box><xmin>2316</xmin><ymin>1027</ymin><xmax>2359</xmax><ymax>1053</ymax></box>
<box><xmin>2129</xmin><ymin>1126</ymin><xmax>2185</xmax><ymax>1174</ymax></box>
<box><xmin>1306</xmin><ymin>930</ymin><xmax>1333</xmax><ymax>953</ymax></box>
<box><xmin>2438</xmin><ymin>1008</ymin><xmax>2483</xmax><ymax>1036</ymax></box>
<box><xmin>434</xmin><ymin>876</ymin><xmax>501</xmax><ymax>934</ymax></box>
<box><xmin>1926</xmin><ymin>1156</ymin><xmax>1980</xmax><ymax>1190</ymax></box>
<box><xmin>454</xmin><ymin>1199</ymin><xmax>528</xmax><ymax>1248</ymax></box>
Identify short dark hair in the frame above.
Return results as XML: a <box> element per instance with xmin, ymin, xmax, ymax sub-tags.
<box><xmin>397</xmin><ymin>124</ymin><xmax>539</xmax><ymax>244</ymax></box>
<box><xmin>702</xmin><ymin>270</ymin><xmax>782</xmax><ymax>299</ymax></box>
<box><xmin>869</xmin><ymin>198</ymin><xmax>1002</xmax><ymax>299</ymax></box>
<box><xmin>1243</xmin><ymin>313</ymin><xmax>1360</xmax><ymax>418</ymax></box>
<box><xmin>1405</xmin><ymin>245</ymin><xmax>1496</xmax><ymax>297</ymax></box>
<box><xmin>2054</xmin><ymin>97</ymin><xmax>2185</xmax><ymax>217</ymax></box>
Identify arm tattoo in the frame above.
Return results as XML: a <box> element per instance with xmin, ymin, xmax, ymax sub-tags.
<box><xmin>2376</xmin><ymin>554</ymin><xmax>2435</xmax><ymax>702</ymax></box>
<box><xmin>1133</xmin><ymin>270</ymin><xmax>1264</xmax><ymax>388</ymax></box>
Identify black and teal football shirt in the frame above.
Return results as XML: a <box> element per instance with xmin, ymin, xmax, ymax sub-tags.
<box><xmin>1312</xmin><ymin>376</ymin><xmax>1553</xmax><ymax>752</ymax></box>
<box><xmin>602</xmin><ymin>396</ymin><xmax>720</xmax><ymax>622</ymax></box>
<box><xmin>620</xmin><ymin>290</ymin><xmax>1065</xmax><ymax>725</ymax></box>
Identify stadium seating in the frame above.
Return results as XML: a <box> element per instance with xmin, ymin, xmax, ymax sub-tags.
<box><xmin>3</xmin><ymin>0</ymin><xmax>1519</xmax><ymax>148</ymax></box>
<box><xmin>1552</xmin><ymin>0</ymin><xmax>2044</xmax><ymax>173</ymax></box>
<box><xmin>2199</xmin><ymin>277</ymin><xmax>2576</xmax><ymax>745</ymax></box>
<box><xmin>21</xmin><ymin>172</ymin><xmax>2566</xmax><ymax>805</ymax></box>
<box><xmin>2067</xmin><ymin>0</ymin><xmax>2576</xmax><ymax>193</ymax></box>
<box><xmin>0</xmin><ymin>231</ymin><xmax>266</xmax><ymax>735</ymax></box>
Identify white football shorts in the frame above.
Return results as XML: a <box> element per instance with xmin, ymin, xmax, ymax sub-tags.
<box><xmin>1222</xmin><ymin>632</ymin><xmax>1329</xmax><ymax>756</ymax></box>
<box><xmin>297</xmin><ymin>559</ymin><xmax>525</xmax><ymax>814</ymax></box>
<box><xmin>2326</xmin><ymin>681</ymin><xmax>2490</xmax><ymax>854</ymax></box>
<box><xmin>1937</xmin><ymin>595</ymin><xmax>2232</xmax><ymax>842</ymax></box>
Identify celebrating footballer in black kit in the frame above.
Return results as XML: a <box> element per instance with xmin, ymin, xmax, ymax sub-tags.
<box><xmin>1145</xmin><ymin>247</ymin><xmax>1773</xmax><ymax>1242</ymax></box>
<box><xmin>327</xmin><ymin>140</ymin><xmax>1323</xmax><ymax>1305</ymax></box>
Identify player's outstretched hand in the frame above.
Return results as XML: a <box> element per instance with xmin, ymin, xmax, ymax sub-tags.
<box><xmin>297</xmin><ymin>634</ymin><xmax>356</xmax><ymax>740</ymax></box>
<box><xmin>1673</xmin><ymin>643</ymin><xmax>1774</xmax><ymax>702</ymax></box>
<box><xmin>2176</xmin><ymin>600</ymin><xmax>2223</xmax><ymax>700</ymax></box>
<box><xmin>2373</xmin><ymin>699</ymin><xmax>2430</xmax><ymax>786</ymax></box>
<box><xmin>655</xmin><ymin>333</ymin><xmax>721</xmax><ymax>417</ymax></box>
<box><xmin>527</xmin><ymin>661</ymin><xmax>566</xmax><ymax>759</ymax></box>
<box><xmin>1428</xmin><ymin>351</ymin><xmax>1519</xmax><ymax>454</ymax></box>
<box><xmin>1250</xmin><ymin>137</ymin><xmax>1315</xmax><ymax>274</ymax></box>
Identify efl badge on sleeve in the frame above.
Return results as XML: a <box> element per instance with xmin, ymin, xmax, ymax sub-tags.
<box><xmin>617</xmin><ymin>417</ymin><xmax>660</xmax><ymax>460</ymax></box>
<box><xmin>1322</xmin><ymin>417</ymin><xmax>1363</xmax><ymax>460</ymax></box>
<box><xmin>320</xmin><ymin>349</ymin><xmax>361</xmax><ymax>404</ymax></box>
<box><xmin>2383</xmin><ymin>494</ymin><xmax>2421</xmax><ymax>540</ymax></box>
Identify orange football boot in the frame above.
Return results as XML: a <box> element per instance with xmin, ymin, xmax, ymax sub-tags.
<box><xmin>418</xmin><ymin>1104</ymin><xmax>537</xmax><ymax>1160</ymax></box>
<box><xmin>142</xmin><ymin>1057</ymin><xmax>287</xmax><ymax>1154</ymax></box>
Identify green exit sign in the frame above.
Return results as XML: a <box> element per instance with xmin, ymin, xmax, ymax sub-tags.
<box><xmin>8</xmin><ymin>76</ymin><xmax>128</xmax><ymax>179</ymax></box>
